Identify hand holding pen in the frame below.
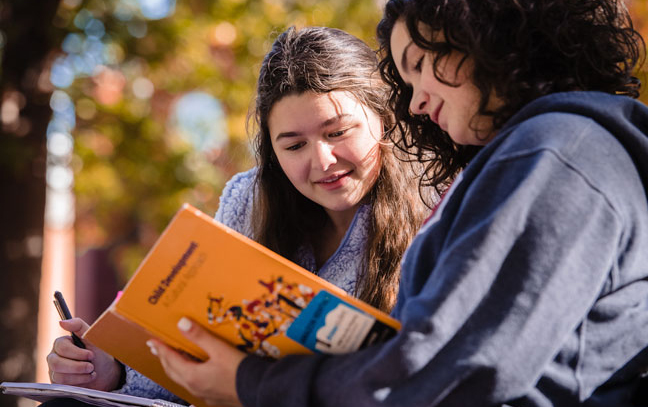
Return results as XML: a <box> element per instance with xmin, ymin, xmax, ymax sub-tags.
<box><xmin>48</xmin><ymin>291</ymin><xmax>125</xmax><ymax>390</ymax></box>
<box><xmin>53</xmin><ymin>291</ymin><xmax>86</xmax><ymax>348</ymax></box>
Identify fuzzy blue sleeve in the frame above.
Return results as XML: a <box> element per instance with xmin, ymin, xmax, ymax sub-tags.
<box><xmin>113</xmin><ymin>367</ymin><xmax>187</xmax><ymax>404</ymax></box>
<box><xmin>214</xmin><ymin>168</ymin><xmax>257</xmax><ymax>238</ymax></box>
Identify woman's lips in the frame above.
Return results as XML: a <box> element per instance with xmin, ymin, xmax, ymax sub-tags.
<box><xmin>430</xmin><ymin>101</ymin><xmax>443</xmax><ymax>126</ymax></box>
<box><xmin>314</xmin><ymin>170</ymin><xmax>353</xmax><ymax>189</ymax></box>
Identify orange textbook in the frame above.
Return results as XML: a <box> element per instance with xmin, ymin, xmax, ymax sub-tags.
<box><xmin>84</xmin><ymin>204</ymin><xmax>400</xmax><ymax>407</ymax></box>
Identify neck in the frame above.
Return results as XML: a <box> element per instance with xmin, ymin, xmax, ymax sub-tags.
<box><xmin>324</xmin><ymin>205</ymin><xmax>359</xmax><ymax>238</ymax></box>
<box><xmin>313</xmin><ymin>204</ymin><xmax>361</xmax><ymax>268</ymax></box>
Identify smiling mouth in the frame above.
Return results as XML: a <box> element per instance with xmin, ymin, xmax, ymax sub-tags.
<box><xmin>315</xmin><ymin>170</ymin><xmax>353</xmax><ymax>184</ymax></box>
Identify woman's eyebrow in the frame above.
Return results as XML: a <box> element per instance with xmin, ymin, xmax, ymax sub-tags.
<box><xmin>320</xmin><ymin>113</ymin><xmax>353</xmax><ymax>128</ymax></box>
<box><xmin>274</xmin><ymin>114</ymin><xmax>353</xmax><ymax>141</ymax></box>
<box><xmin>275</xmin><ymin>131</ymin><xmax>300</xmax><ymax>141</ymax></box>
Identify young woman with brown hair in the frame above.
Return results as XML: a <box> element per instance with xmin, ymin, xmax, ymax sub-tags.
<box><xmin>44</xmin><ymin>26</ymin><xmax>430</xmax><ymax>405</ymax></box>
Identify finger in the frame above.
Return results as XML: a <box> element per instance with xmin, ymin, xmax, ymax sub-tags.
<box><xmin>49</xmin><ymin>370</ymin><xmax>97</xmax><ymax>386</ymax></box>
<box><xmin>176</xmin><ymin>317</ymin><xmax>227</xmax><ymax>358</ymax></box>
<box><xmin>176</xmin><ymin>317</ymin><xmax>245</xmax><ymax>366</ymax></box>
<box><xmin>59</xmin><ymin>317</ymin><xmax>91</xmax><ymax>344</ymax></box>
<box><xmin>147</xmin><ymin>339</ymin><xmax>197</xmax><ymax>387</ymax></box>
<box><xmin>52</xmin><ymin>336</ymin><xmax>94</xmax><ymax>361</ymax></box>
<box><xmin>58</xmin><ymin>318</ymin><xmax>100</xmax><ymax>358</ymax></box>
<box><xmin>59</xmin><ymin>317</ymin><xmax>90</xmax><ymax>335</ymax></box>
<box><xmin>47</xmin><ymin>348</ymin><xmax>96</xmax><ymax>375</ymax></box>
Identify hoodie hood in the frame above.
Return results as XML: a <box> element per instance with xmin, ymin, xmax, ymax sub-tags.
<box><xmin>503</xmin><ymin>91</ymin><xmax>648</xmax><ymax>194</ymax></box>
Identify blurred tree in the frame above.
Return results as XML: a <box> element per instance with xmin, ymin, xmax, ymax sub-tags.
<box><xmin>0</xmin><ymin>0</ymin><xmax>63</xmax><ymax>404</ymax></box>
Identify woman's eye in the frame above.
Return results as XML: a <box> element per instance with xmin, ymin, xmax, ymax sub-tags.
<box><xmin>414</xmin><ymin>55</ymin><xmax>424</xmax><ymax>72</ymax></box>
<box><xmin>286</xmin><ymin>142</ymin><xmax>305</xmax><ymax>151</ymax></box>
<box><xmin>329</xmin><ymin>129</ymin><xmax>348</xmax><ymax>138</ymax></box>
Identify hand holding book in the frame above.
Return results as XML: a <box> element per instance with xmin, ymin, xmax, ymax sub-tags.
<box><xmin>146</xmin><ymin>317</ymin><xmax>244</xmax><ymax>407</ymax></box>
<box><xmin>81</xmin><ymin>205</ymin><xmax>400</xmax><ymax>407</ymax></box>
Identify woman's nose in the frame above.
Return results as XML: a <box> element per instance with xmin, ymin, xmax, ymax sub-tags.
<box><xmin>312</xmin><ymin>141</ymin><xmax>337</xmax><ymax>170</ymax></box>
<box><xmin>409</xmin><ymin>88</ymin><xmax>428</xmax><ymax>115</ymax></box>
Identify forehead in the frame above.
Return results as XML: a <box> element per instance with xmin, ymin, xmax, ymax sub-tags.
<box><xmin>268</xmin><ymin>91</ymin><xmax>366</xmax><ymax>131</ymax></box>
<box><xmin>390</xmin><ymin>20</ymin><xmax>414</xmax><ymax>74</ymax></box>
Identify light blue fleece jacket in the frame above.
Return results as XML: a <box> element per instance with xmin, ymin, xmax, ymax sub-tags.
<box><xmin>116</xmin><ymin>168</ymin><xmax>372</xmax><ymax>402</ymax></box>
<box><xmin>236</xmin><ymin>91</ymin><xmax>648</xmax><ymax>407</ymax></box>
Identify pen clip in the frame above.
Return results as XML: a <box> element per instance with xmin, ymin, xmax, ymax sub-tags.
<box><xmin>53</xmin><ymin>299</ymin><xmax>66</xmax><ymax>320</ymax></box>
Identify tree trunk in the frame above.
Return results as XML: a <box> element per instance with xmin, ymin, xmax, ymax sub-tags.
<box><xmin>0</xmin><ymin>1</ymin><xmax>62</xmax><ymax>406</ymax></box>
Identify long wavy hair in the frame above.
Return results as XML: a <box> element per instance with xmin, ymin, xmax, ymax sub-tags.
<box><xmin>250</xmin><ymin>26</ymin><xmax>429</xmax><ymax>312</ymax></box>
<box><xmin>377</xmin><ymin>0</ymin><xmax>645</xmax><ymax>190</ymax></box>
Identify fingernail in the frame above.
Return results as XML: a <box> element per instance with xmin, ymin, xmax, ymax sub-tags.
<box><xmin>177</xmin><ymin>317</ymin><xmax>192</xmax><ymax>332</ymax></box>
<box><xmin>146</xmin><ymin>340</ymin><xmax>158</xmax><ymax>356</ymax></box>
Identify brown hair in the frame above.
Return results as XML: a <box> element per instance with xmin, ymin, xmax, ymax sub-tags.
<box><xmin>250</xmin><ymin>26</ymin><xmax>430</xmax><ymax>312</ymax></box>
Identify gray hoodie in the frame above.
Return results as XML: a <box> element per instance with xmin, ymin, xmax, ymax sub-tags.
<box><xmin>237</xmin><ymin>91</ymin><xmax>648</xmax><ymax>407</ymax></box>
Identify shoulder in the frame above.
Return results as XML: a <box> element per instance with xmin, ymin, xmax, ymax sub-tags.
<box><xmin>214</xmin><ymin>168</ymin><xmax>257</xmax><ymax>238</ymax></box>
<box><xmin>469</xmin><ymin>103</ymin><xmax>644</xmax><ymax>231</ymax></box>
<box><xmin>493</xmin><ymin>91</ymin><xmax>643</xmax><ymax>166</ymax></box>
<box><xmin>220</xmin><ymin>167</ymin><xmax>257</xmax><ymax>201</ymax></box>
<box><xmin>498</xmin><ymin>111</ymin><xmax>601</xmax><ymax>157</ymax></box>
<box><xmin>492</xmin><ymin>110</ymin><xmax>634</xmax><ymax>189</ymax></box>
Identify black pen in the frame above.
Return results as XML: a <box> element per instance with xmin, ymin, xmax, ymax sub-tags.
<box><xmin>53</xmin><ymin>291</ymin><xmax>86</xmax><ymax>349</ymax></box>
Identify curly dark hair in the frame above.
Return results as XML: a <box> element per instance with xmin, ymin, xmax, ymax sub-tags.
<box><xmin>377</xmin><ymin>0</ymin><xmax>645</xmax><ymax>190</ymax></box>
<box><xmin>250</xmin><ymin>26</ymin><xmax>429</xmax><ymax>312</ymax></box>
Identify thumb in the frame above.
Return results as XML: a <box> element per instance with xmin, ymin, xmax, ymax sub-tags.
<box><xmin>59</xmin><ymin>317</ymin><xmax>90</xmax><ymax>337</ymax></box>
<box><xmin>176</xmin><ymin>317</ymin><xmax>226</xmax><ymax>357</ymax></box>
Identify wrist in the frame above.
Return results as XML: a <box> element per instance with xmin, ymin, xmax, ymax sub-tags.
<box><xmin>114</xmin><ymin>360</ymin><xmax>127</xmax><ymax>389</ymax></box>
<box><xmin>104</xmin><ymin>359</ymin><xmax>126</xmax><ymax>391</ymax></box>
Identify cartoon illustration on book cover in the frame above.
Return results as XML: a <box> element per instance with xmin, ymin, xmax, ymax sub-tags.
<box><xmin>205</xmin><ymin>275</ymin><xmax>315</xmax><ymax>357</ymax></box>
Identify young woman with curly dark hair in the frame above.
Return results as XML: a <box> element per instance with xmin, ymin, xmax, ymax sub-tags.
<box><xmin>133</xmin><ymin>2</ymin><xmax>648</xmax><ymax>407</ymax></box>
<box><xmin>377</xmin><ymin>0</ymin><xmax>645</xmax><ymax>193</ymax></box>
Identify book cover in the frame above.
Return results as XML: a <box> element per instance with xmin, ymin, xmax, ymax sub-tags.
<box><xmin>84</xmin><ymin>204</ymin><xmax>400</xmax><ymax>406</ymax></box>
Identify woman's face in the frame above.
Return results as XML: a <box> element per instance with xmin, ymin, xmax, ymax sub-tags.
<box><xmin>268</xmin><ymin>91</ymin><xmax>382</xmax><ymax>220</ymax></box>
<box><xmin>390</xmin><ymin>19</ymin><xmax>497</xmax><ymax>146</ymax></box>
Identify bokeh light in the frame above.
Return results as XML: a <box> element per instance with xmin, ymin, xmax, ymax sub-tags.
<box><xmin>50</xmin><ymin>57</ymin><xmax>76</xmax><ymax>88</ymax></box>
<box><xmin>132</xmin><ymin>77</ymin><xmax>155</xmax><ymax>99</ymax></box>
<box><xmin>169</xmin><ymin>91</ymin><xmax>229</xmax><ymax>152</ymax></box>
<box><xmin>138</xmin><ymin>0</ymin><xmax>176</xmax><ymax>20</ymax></box>
<box><xmin>47</xmin><ymin>132</ymin><xmax>74</xmax><ymax>159</ymax></box>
